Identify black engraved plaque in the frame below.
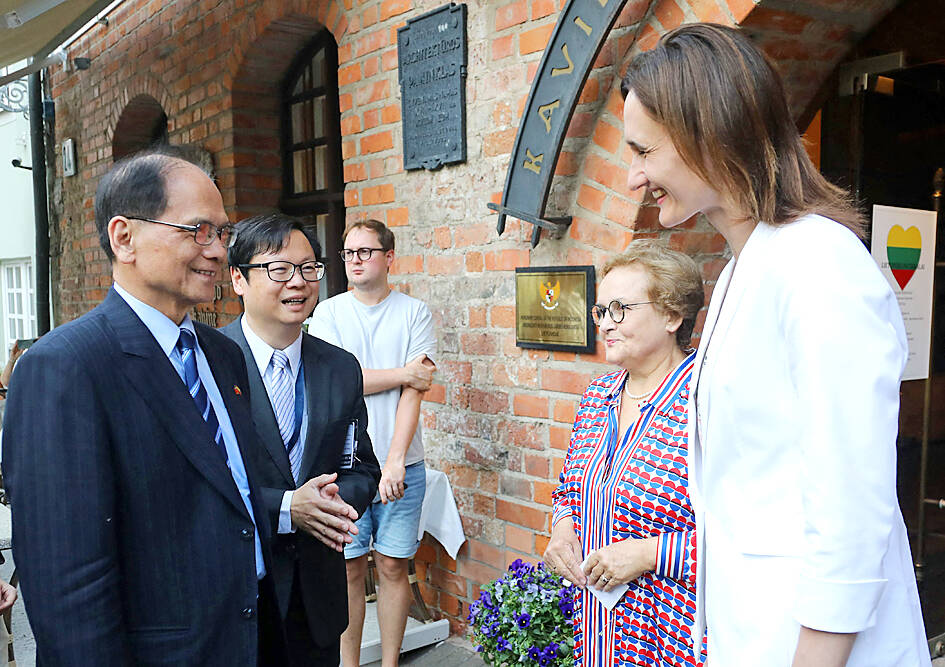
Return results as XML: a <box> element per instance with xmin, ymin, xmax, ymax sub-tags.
<box><xmin>397</xmin><ymin>3</ymin><xmax>467</xmax><ymax>170</ymax></box>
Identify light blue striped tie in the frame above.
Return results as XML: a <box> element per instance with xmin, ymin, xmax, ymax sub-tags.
<box><xmin>176</xmin><ymin>329</ymin><xmax>227</xmax><ymax>462</ymax></box>
<box><xmin>269</xmin><ymin>350</ymin><xmax>300</xmax><ymax>482</ymax></box>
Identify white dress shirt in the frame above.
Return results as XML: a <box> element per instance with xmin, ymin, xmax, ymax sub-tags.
<box><xmin>240</xmin><ymin>317</ymin><xmax>307</xmax><ymax>534</ymax></box>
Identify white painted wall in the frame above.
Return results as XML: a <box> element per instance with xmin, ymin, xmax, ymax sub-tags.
<box><xmin>0</xmin><ymin>107</ymin><xmax>37</xmax><ymax>356</ymax></box>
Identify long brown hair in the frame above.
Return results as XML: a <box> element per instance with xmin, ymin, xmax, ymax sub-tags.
<box><xmin>621</xmin><ymin>23</ymin><xmax>864</xmax><ymax>237</ymax></box>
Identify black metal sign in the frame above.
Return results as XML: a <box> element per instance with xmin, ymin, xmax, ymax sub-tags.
<box><xmin>488</xmin><ymin>0</ymin><xmax>629</xmax><ymax>246</ymax></box>
<box><xmin>398</xmin><ymin>3</ymin><xmax>467</xmax><ymax>171</ymax></box>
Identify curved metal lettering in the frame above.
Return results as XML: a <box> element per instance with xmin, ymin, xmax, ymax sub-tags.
<box><xmin>488</xmin><ymin>0</ymin><xmax>629</xmax><ymax>246</ymax></box>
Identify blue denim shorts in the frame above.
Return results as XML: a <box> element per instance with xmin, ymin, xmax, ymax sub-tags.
<box><xmin>345</xmin><ymin>461</ymin><xmax>426</xmax><ymax>560</ymax></box>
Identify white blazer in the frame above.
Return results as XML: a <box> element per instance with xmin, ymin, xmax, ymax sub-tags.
<box><xmin>688</xmin><ymin>215</ymin><xmax>930</xmax><ymax>666</ymax></box>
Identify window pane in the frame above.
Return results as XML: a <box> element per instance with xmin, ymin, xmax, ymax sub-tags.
<box><xmin>7</xmin><ymin>292</ymin><xmax>13</xmax><ymax>313</ymax></box>
<box><xmin>312</xmin><ymin>96</ymin><xmax>327</xmax><ymax>139</ymax></box>
<box><xmin>311</xmin><ymin>48</ymin><xmax>326</xmax><ymax>88</ymax></box>
<box><xmin>15</xmin><ymin>292</ymin><xmax>21</xmax><ymax>314</ymax></box>
<box><xmin>13</xmin><ymin>268</ymin><xmax>20</xmax><ymax>289</ymax></box>
<box><xmin>314</xmin><ymin>145</ymin><xmax>328</xmax><ymax>191</ymax></box>
<box><xmin>293</xmin><ymin>149</ymin><xmax>315</xmax><ymax>194</ymax></box>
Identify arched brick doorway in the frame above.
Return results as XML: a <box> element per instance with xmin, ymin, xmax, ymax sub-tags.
<box><xmin>229</xmin><ymin>12</ymin><xmax>348</xmax><ymax>298</ymax></box>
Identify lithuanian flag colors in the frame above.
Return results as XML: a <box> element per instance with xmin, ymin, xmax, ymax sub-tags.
<box><xmin>886</xmin><ymin>224</ymin><xmax>922</xmax><ymax>290</ymax></box>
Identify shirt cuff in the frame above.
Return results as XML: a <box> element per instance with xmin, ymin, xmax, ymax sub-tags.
<box><xmin>655</xmin><ymin>531</ymin><xmax>685</xmax><ymax>580</ymax></box>
<box><xmin>793</xmin><ymin>573</ymin><xmax>886</xmax><ymax>632</ymax></box>
<box><xmin>279</xmin><ymin>490</ymin><xmax>297</xmax><ymax>534</ymax></box>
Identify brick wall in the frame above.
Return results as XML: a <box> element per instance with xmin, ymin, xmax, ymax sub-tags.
<box><xmin>47</xmin><ymin>0</ymin><xmax>901</xmax><ymax>635</ymax></box>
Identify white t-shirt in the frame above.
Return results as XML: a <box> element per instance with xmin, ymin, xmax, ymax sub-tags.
<box><xmin>308</xmin><ymin>290</ymin><xmax>436</xmax><ymax>466</ymax></box>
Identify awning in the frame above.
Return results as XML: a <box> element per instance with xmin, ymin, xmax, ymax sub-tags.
<box><xmin>0</xmin><ymin>0</ymin><xmax>116</xmax><ymax>71</ymax></box>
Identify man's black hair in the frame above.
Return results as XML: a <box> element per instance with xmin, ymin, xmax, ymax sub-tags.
<box><xmin>228</xmin><ymin>213</ymin><xmax>322</xmax><ymax>282</ymax></box>
<box><xmin>93</xmin><ymin>144</ymin><xmax>210</xmax><ymax>260</ymax></box>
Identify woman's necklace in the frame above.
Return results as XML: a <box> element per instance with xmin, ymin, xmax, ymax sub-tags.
<box><xmin>624</xmin><ymin>384</ymin><xmax>653</xmax><ymax>409</ymax></box>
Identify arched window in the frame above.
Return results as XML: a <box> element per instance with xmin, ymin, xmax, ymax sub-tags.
<box><xmin>280</xmin><ymin>30</ymin><xmax>345</xmax><ymax>297</ymax></box>
<box><xmin>112</xmin><ymin>95</ymin><xmax>168</xmax><ymax>161</ymax></box>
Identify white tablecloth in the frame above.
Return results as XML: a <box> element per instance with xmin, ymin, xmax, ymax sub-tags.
<box><xmin>417</xmin><ymin>468</ymin><xmax>465</xmax><ymax>559</ymax></box>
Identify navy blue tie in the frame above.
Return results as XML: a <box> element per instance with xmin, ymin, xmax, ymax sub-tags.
<box><xmin>176</xmin><ymin>329</ymin><xmax>227</xmax><ymax>462</ymax></box>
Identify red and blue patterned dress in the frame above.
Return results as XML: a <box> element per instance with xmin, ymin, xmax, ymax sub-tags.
<box><xmin>552</xmin><ymin>354</ymin><xmax>703</xmax><ymax>666</ymax></box>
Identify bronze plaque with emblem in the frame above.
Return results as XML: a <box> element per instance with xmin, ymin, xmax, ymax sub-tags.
<box><xmin>515</xmin><ymin>266</ymin><xmax>595</xmax><ymax>353</ymax></box>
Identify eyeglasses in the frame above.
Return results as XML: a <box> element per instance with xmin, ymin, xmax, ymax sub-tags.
<box><xmin>591</xmin><ymin>299</ymin><xmax>654</xmax><ymax>325</ymax></box>
<box><xmin>339</xmin><ymin>247</ymin><xmax>386</xmax><ymax>262</ymax></box>
<box><xmin>125</xmin><ymin>216</ymin><xmax>237</xmax><ymax>248</ymax></box>
<box><xmin>237</xmin><ymin>260</ymin><xmax>326</xmax><ymax>282</ymax></box>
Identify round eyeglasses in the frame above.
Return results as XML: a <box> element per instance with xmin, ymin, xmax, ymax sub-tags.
<box><xmin>237</xmin><ymin>260</ymin><xmax>326</xmax><ymax>282</ymax></box>
<box><xmin>124</xmin><ymin>216</ymin><xmax>238</xmax><ymax>248</ymax></box>
<box><xmin>339</xmin><ymin>247</ymin><xmax>386</xmax><ymax>262</ymax></box>
<box><xmin>591</xmin><ymin>299</ymin><xmax>654</xmax><ymax>325</ymax></box>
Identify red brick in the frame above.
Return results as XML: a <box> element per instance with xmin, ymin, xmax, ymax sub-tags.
<box><xmin>549</xmin><ymin>424</ymin><xmax>571</xmax><ymax>450</ymax></box>
<box><xmin>655</xmin><ymin>0</ymin><xmax>685</xmax><ymax>29</ymax></box>
<box><xmin>344</xmin><ymin>162</ymin><xmax>368</xmax><ymax>183</ymax></box>
<box><xmin>533</xmin><ymin>480</ymin><xmax>556</xmax><ymax>506</ymax></box>
<box><xmin>636</xmin><ymin>23</ymin><xmax>661</xmax><ymax>51</ymax></box>
<box><xmin>541</xmin><ymin>369</ymin><xmax>591</xmax><ymax>395</ymax></box>
<box><xmin>428</xmin><ymin>255</ymin><xmax>463</xmax><ymax>275</ymax></box>
<box><xmin>429</xmin><ymin>565</ymin><xmax>466</xmax><ymax>597</ymax></box>
<box><xmin>338</xmin><ymin>63</ymin><xmax>362</xmax><ymax>86</ymax></box>
<box><xmin>466</xmin><ymin>252</ymin><xmax>484</xmax><ymax>272</ymax></box>
<box><xmin>505</xmin><ymin>524</ymin><xmax>533</xmax><ymax>553</ymax></box>
<box><xmin>380</xmin><ymin>104</ymin><xmax>401</xmax><ymax>124</ymax></box>
<box><xmin>535</xmin><ymin>534</ymin><xmax>551</xmax><ymax>556</ymax></box>
<box><xmin>513</xmin><ymin>394</ymin><xmax>548</xmax><ymax>418</ymax></box>
<box><xmin>592</xmin><ymin>119</ymin><xmax>622</xmax><ymax>154</ymax></box>
<box><xmin>483</xmin><ymin>127</ymin><xmax>517</xmax><ymax>157</ymax></box>
<box><xmin>340</xmin><ymin>115</ymin><xmax>362</xmax><ymax>135</ymax></box>
<box><xmin>532</xmin><ymin>0</ymin><xmax>555</xmax><ymax>19</ymax></box>
<box><xmin>434</xmin><ymin>226</ymin><xmax>451</xmax><ymax>248</ymax></box>
<box><xmin>744</xmin><ymin>7</ymin><xmax>811</xmax><ymax>34</ymax></box>
<box><xmin>363</xmin><ymin>108</ymin><xmax>380</xmax><ymax>130</ymax></box>
<box><xmin>727</xmin><ymin>0</ymin><xmax>759</xmax><ymax>23</ymax></box>
<box><xmin>424</xmin><ymin>384</ymin><xmax>446</xmax><ymax>404</ymax></box>
<box><xmin>387</xmin><ymin>206</ymin><xmax>409</xmax><ymax>227</ymax></box>
<box><xmin>380</xmin><ymin>0</ymin><xmax>412</xmax><ymax>21</ymax></box>
<box><xmin>468</xmin><ymin>539</ymin><xmax>503</xmax><ymax>565</ymax></box>
<box><xmin>519</xmin><ymin>24</ymin><xmax>554</xmax><ymax>55</ymax></box>
<box><xmin>360</xmin><ymin>130</ymin><xmax>394</xmax><ymax>154</ymax></box>
<box><xmin>361</xmin><ymin>183</ymin><xmax>395</xmax><ymax>205</ymax></box>
<box><xmin>468</xmin><ymin>306</ymin><xmax>486</xmax><ymax>328</ymax></box>
<box><xmin>492</xmin><ymin>34</ymin><xmax>515</xmax><ymax>61</ymax></box>
<box><xmin>495</xmin><ymin>498</ymin><xmax>547</xmax><ymax>531</ymax></box>
<box><xmin>553</xmin><ymin>399</ymin><xmax>578</xmax><ymax>424</ymax></box>
<box><xmin>577</xmin><ymin>184</ymin><xmax>607</xmax><ymax>214</ymax></box>
<box><xmin>495</xmin><ymin>0</ymin><xmax>528</xmax><ymax>31</ymax></box>
<box><xmin>484</xmin><ymin>249</ymin><xmax>529</xmax><ymax>271</ymax></box>
<box><xmin>391</xmin><ymin>254</ymin><xmax>422</xmax><ymax>274</ymax></box>
<box><xmin>524</xmin><ymin>454</ymin><xmax>549</xmax><ymax>478</ymax></box>
<box><xmin>569</xmin><ymin>216</ymin><xmax>633</xmax><ymax>250</ymax></box>
<box><xmin>467</xmin><ymin>388</ymin><xmax>509</xmax><ymax>414</ymax></box>
<box><xmin>461</xmin><ymin>333</ymin><xmax>497</xmax><ymax>355</ymax></box>
<box><xmin>491</xmin><ymin>305</ymin><xmax>515</xmax><ymax>328</ymax></box>
<box><xmin>458</xmin><ymin>559</ymin><xmax>502</xmax><ymax>587</ymax></box>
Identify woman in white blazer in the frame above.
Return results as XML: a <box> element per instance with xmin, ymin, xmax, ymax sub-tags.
<box><xmin>619</xmin><ymin>24</ymin><xmax>930</xmax><ymax>666</ymax></box>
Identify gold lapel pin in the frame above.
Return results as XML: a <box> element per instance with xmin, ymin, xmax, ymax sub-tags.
<box><xmin>234</xmin><ymin>385</ymin><xmax>242</xmax><ymax>396</ymax></box>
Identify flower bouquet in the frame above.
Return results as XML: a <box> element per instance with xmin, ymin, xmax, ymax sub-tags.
<box><xmin>467</xmin><ymin>559</ymin><xmax>575</xmax><ymax>666</ymax></box>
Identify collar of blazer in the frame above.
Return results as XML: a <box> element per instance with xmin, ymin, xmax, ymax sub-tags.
<box><xmin>101</xmin><ymin>289</ymin><xmax>251</xmax><ymax>519</ymax></box>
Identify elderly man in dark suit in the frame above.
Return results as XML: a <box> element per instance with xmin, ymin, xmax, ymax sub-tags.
<box><xmin>1</xmin><ymin>149</ymin><xmax>285</xmax><ymax>666</ymax></box>
<box><xmin>223</xmin><ymin>214</ymin><xmax>380</xmax><ymax>666</ymax></box>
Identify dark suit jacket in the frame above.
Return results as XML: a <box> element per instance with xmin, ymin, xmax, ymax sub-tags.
<box><xmin>1</xmin><ymin>289</ymin><xmax>283</xmax><ymax>666</ymax></box>
<box><xmin>222</xmin><ymin>318</ymin><xmax>380</xmax><ymax>646</ymax></box>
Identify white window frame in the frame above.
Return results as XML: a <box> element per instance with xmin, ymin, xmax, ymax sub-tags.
<box><xmin>1</xmin><ymin>258</ymin><xmax>36</xmax><ymax>356</ymax></box>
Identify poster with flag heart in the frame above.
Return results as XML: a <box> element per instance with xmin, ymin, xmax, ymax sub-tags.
<box><xmin>871</xmin><ymin>205</ymin><xmax>937</xmax><ymax>381</ymax></box>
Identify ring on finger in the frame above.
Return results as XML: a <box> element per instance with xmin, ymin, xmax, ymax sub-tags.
<box><xmin>600</xmin><ymin>576</ymin><xmax>610</xmax><ymax>584</ymax></box>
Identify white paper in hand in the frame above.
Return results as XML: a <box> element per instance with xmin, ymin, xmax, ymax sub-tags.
<box><xmin>580</xmin><ymin>556</ymin><xmax>628</xmax><ymax>611</ymax></box>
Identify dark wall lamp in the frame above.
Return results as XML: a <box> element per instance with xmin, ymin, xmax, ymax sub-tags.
<box><xmin>11</xmin><ymin>158</ymin><xmax>32</xmax><ymax>171</ymax></box>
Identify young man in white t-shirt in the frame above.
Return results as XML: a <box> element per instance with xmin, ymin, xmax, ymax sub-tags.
<box><xmin>308</xmin><ymin>219</ymin><xmax>436</xmax><ymax>667</ymax></box>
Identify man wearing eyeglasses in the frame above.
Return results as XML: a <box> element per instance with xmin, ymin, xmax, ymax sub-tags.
<box><xmin>222</xmin><ymin>214</ymin><xmax>380</xmax><ymax>665</ymax></box>
<box><xmin>308</xmin><ymin>219</ymin><xmax>436</xmax><ymax>667</ymax></box>
<box><xmin>1</xmin><ymin>148</ymin><xmax>287</xmax><ymax>665</ymax></box>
